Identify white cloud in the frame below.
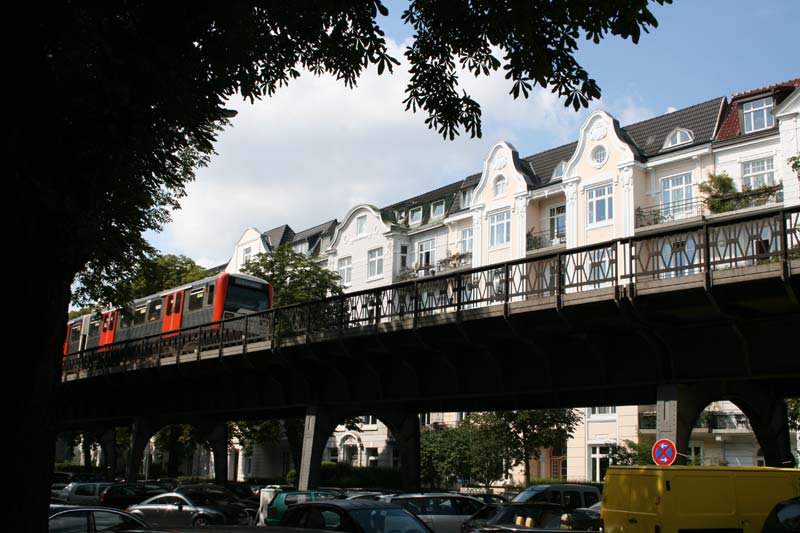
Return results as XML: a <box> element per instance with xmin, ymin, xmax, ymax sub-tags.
<box><xmin>148</xmin><ymin>39</ymin><xmax>639</xmax><ymax>267</ymax></box>
<box><xmin>666</xmin><ymin>106</ymin><xmax>678</xmax><ymax>114</ymax></box>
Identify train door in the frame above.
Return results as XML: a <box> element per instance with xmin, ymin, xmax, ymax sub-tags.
<box><xmin>99</xmin><ymin>310</ymin><xmax>117</xmax><ymax>350</ymax></box>
<box><xmin>162</xmin><ymin>290</ymin><xmax>186</xmax><ymax>335</ymax></box>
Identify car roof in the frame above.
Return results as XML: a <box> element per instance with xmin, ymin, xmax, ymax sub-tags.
<box><xmin>387</xmin><ymin>492</ymin><xmax>483</xmax><ymax>499</ymax></box>
<box><xmin>291</xmin><ymin>500</ymin><xmax>405</xmax><ymax>510</ymax></box>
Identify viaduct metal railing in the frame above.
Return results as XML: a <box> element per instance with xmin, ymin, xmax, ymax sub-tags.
<box><xmin>63</xmin><ymin>205</ymin><xmax>800</xmax><ymax>381</ymax></box>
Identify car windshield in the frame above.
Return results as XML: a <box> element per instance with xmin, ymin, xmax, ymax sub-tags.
<box><xmin>511</xmin><ymin>487</ymin><xmax>546</xmax><ymax>503</ymax></box>
<box><xmin>588</xmin><ymin>501</ymin><xmax>601</xmax><ymax>511</ymax></box>
<box><xmin>350</xmin><ymin>508</ymin><xmax>428</xmax><ymax>533</ymax></box>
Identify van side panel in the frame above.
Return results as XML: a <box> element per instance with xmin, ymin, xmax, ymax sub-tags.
<box><xmin>672</xmin><ymin>471</ymin><xmax>736</xmax><ymax>530</ymax></box>
<box><xmin>734</xmin><ymin>472</ymin><xmax>799</xmax><ymax>533</ymax></box>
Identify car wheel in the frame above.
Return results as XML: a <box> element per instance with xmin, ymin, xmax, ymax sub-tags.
<box><xmin>193</xmin><ymin>515</ymin><xmax>211</xmax><ymax>526</ymax></box>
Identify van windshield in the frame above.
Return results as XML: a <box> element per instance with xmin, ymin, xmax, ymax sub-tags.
<box><xmin>512</xmin><ymin>486</ymin><xmax>548</xmax><ymax>503</ymax></box>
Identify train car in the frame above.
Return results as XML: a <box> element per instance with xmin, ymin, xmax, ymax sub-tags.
<box><xmin>63</xmin><ymin>272</ymin><xmax>273</xmax><ymax>355</ymax></box>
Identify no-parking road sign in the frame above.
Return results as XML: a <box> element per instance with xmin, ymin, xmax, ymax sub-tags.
<box><xmin>652</xmin><ymin>438</ymin><xmax>677</xmax><ymax>466</ymax></box>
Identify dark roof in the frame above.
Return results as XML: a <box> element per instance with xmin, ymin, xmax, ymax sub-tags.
<box><xmin>716</xmin><ymin>78</ymin><xmax>800</xmax><ymax>141</ymax></box>
<box><xmin>262</xmin><ymin>224</ymin><xmax>294</xmax><ymax>250</ymax></box>
<box><xmin>622</xmin><ymin>97</ymin><xmax>725</xmax><ymax>157</ymax></box>
<box><xmin>291</xmin><ymin>219</ymin><xmax>337</xmax><ymax>243</ymax></box>
<box><xmin>521</xmin><ymin>142</ymin><xmax>578</xmax><ymax>187</ymax></box>
<box><xmin>382</xmin><ymin>180</ymin><xmax>464</xmax><ymax>229</ymax></box>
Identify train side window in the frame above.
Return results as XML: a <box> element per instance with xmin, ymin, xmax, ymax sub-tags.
<box><xmin>119</xmin><ymin>311</ymin><xmax>132</xmax><ymax>330</ymax></box>
<box><xmin>165</xmin><ymin>295</ymin><xmax>174</xmax><ymax>316</ymax></box>
<box><xmin>89</xmin><ymin>318</ymin><xmax>101</xmax><ymax>337</ymax></box>
<box><xmin>206</xmin><ymin>284</ymin><xmax>215</xmax><ymax>306</ymax></box>
<box><xmin>147</xmin><ymin>300</ymin><xmax>162</xmax><ymax>322</ymax></box>
<box><xmin>174</xmin><ymin>292</ymin><xmax>183</xmax><ymax>313</ymax></box>
<box><xmin>70</xmin><ymin>322</ymin><xmax>82</xmax><ymax>338</ymax></box>
<box><xmin>133</xmin><ymin>305</ymin><xmax>147</xmax><ymax>326</ymax></box>
<box><xmin>188</xmin><ymin>288</ymin><xmax>204</xmax><ymax>312</ymax></box>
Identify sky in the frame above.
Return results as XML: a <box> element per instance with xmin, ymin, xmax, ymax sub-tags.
<box><xmin>146</xmin><ymin>0</ymin><xmax>800</xmax><ymax>268</ymax></box>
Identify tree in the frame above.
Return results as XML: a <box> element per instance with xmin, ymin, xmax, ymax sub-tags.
<box><xmin>500</xmin><ymin>409</ymin><xmax>582</xmax><ymax>485</ymax></box>
<box><xmin>787</xmin><ymin>399</ymin><xmax>800</xmax><ymax>432</ymax></box>
<box><xmin>420</xmin><ymin>424</ymin><xmax>476</xmax><ymax>489</ymax></box>
<box><xmin>608</xmin><ymin>435</ymin><xmax>656</xmax><ymax>466</ymax></box>
<box><xmin>698</xmin><ymin>172</ymin><xmax>740</xmax><ymax>213</ymax></box>
<box><xmin>13</xmin><ymin>3</ymin><xmax>671</xmax><ymax>529</ymax></box>
<box><xmin>465</xmin><ymin>413</ymin><xmax>516</xmax><ymax>490</ymax></box>
<box><xmin>789</xmin><ymin>154</ymin><xmax>800</xmax><ymax>177</ymax></box>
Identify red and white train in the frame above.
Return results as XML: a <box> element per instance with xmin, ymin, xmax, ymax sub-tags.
<box><xmin>64</xmin><ymin>272</ymin><xmax>273</xmax><ymax>355</ymax></box>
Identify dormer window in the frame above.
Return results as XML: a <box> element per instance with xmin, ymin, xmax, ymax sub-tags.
<box><xmin>663</xmin><ymin>128</ymin><xmax>694</xmax><ymax>149</ymax></box>
<box><xmin>461</xmin><ymin>188</ymin><xmax>473</xmax><ymax>208</ymax></box>
<box><xmin>494</xmin><ymin>176</ymin><xmax>507</xmax><ymax>197</ymax></box>
<box><xmin>409</xmin><ymin>207</ymin><xmax>423</xmax><ymax>225</ymax></box>
<box><xmin>431</xmin><ymin>200</ymin><xmax>445</xmax><ymax>219</ymax></box>
<box><xmin>293</xmin><ymin>241</ymin><xmax>308</xmax><ymax>255</ymax></box>
<box><xmin>742</xmin><ymin>97</ymin><xmax>774</xmax><ymax>133</ymax></box>
<box><xmin>552</xmin><ymin>161</ymin><xmax>566</xmax><ymax>179</ymax></box>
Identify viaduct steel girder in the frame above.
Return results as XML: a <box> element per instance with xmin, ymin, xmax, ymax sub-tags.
<box><xmin>58</xmin><ymin>262</ymin><xmax>800</xmax><ymax>429</ymax></box>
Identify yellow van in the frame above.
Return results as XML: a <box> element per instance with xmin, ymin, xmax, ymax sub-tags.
<box><xmin>601</xmin><ymin>465</ymin><xmax>800</xmax><ymax>533</ymax></box>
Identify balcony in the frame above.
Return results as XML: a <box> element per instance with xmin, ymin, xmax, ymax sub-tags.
<box><xmin>437</xmin><ymin>251</ymin><xmax>473</xmax><ymax>274</ymax></box>
<box><xmin>526</xmin><ymin>227</ymin><xmax>566</xmax><ymax>252</ymax></box>
<box><xmin>705</xmin><ymin>184</ymin><xmax>783</xmax><ymax>214</ymax></box>
<box><xmin>635</xmin><ymin>198</ymin><xmax>706</xmax><ymax>229</ymax></box>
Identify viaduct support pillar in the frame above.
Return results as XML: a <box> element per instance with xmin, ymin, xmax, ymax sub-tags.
<box><xmin>729</xmin><ymin>384</ymin><xmax>796</xmax><ymax>468</ymax></box>
<box><xmin>297</xmin><ymin>407</ymin><xmax>340</xmax><ymax>491</ymax></box>
<box><xmin>379</xmin><ymin>411</ymin><xmax>421</xmax><ymax>492</ymax></box>
<box><xmin>126</xmin><ymin>418</ymin><xmax>157</xmax><ymax>482</ymax></box>
<box><xmin>207</xmin><ymin>423</ymin><xmax>229</xmax><ymax>483</ymax></box>
<box><xmin>656</xmin><ymin>384</ymin><xmax>705</xmax><ymax>465</ymax></box>
<box><xmin>99</xmin><ymin>427</ymin><xmax>117</xmax><ymax>481</ymax></box>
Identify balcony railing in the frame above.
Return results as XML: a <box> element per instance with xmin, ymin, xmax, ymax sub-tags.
<box><xmin>527</xmin><ymin>227</ymin><xmax>567</xmax><ymax>252</ymax></box>
<box><xmin>437</xmin><ymin>252</ymin><xmax>473</xmax><ymax>274</ymax></box>
<box><xmin>639</xmin><ymin>411</ymin><xmax>752</xmax><ymax>431</ymax></box>
<box><xmin>705</xmin><ymin>184</ymin><xmax>783</xmax><ymax>214</ymax></box>
<box><xmin>636</xmin><ymin>198</ymin><xmax>706</xmax><ymax>229</ymax></box>
<box><xmin>62</xmin><ymin>206</ymin><xmax>800</xmax><ymax>381</ymax></box>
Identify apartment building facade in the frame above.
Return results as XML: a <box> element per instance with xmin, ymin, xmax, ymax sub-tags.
<box><xmin>219</xmin><ymin>78</ymin><xmax>799</xmax><ymax>482</ymax></box>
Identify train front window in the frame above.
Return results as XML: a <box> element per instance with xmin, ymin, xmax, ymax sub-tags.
<box><xmin>225</xmin><ymin>279</ymin><xmax>269</xmax><ymax>313</ymax></box>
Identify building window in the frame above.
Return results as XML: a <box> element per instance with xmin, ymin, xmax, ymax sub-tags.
<box><xmin>552</xmin><ymin>161</ymin><xmax>566</xmax><ymax>179</ymax></box>
<box><xmin>293</xmin><ymin>241</ymin><xmax>308</xmax><ymax>255</ymax></box>
<box><xmin>591</xmin><ymin>146</ymin><xmax>607</xmax><ymax>167</ymax></box>
<box><xmin>242</xmin><ymin>247</ymin><xmax>252</xmax><ymax>265</ymax></box>
<box><xmin>461</xmin><ymin>189</ymin><xmax>473</xmax><ymax>208</ymax></box>
<box><xmin>587</xmin><ymin>184</ymin><xmax>613</xmax><ymax>225</ymax></box>
<box><xmin>356</xmin><ymin>214</ymin><xmax>368</xmax><ymax>236</ymax></box>
<box><xmin>589</xmin><ymin>406</ymin><xmax>616</xmax><ymax>417</ymax></box>
<box><xmin>549</xmin><ymin>205</ymin><xmax>566</xmax><ymax>240</ymax></box>
<box><xmin>409</xmin><ymin>207</ymin><xmax>423</xmax><ymax>225</ymax></box>
<box><xmin>328</xmin><ymin>447</ymin><xmax>338</xmax><ymax>463</ymax></box>
<box><xmin>431</xmin><ymin>200</ymin><xmax>445</xmax><ymax>219</ymax></box>
<box><xmin>420</xmin><ymin>413</ymin><xmax>431</xmax><ymax>425</ymax></box>
<box><xmin>368</xmin><ymin>248</ymin><xmax>383</xmax><ymax>279</ymax></box>
<box><xmin>494</xmin><ymin>176</ymin><xmax>507</xmax><ymax>197</ymax></box>
<box><xmin>489</xmin><ymin>210</ymin><xmax>511</xmax><ymax>248</ymax></box>
<box><xmin>590</xmin><ymin>446</ymin><xmax>610</xmax><ymax>482</ymax></box>
<box><xmin>399</xmin><ymin>245</ymin><xmax>409</xmax><ymax>270</ymax></box>
<box><xmin>367</xmin><ymin>447</ymin><xmax>379</xmax><ymax>467</ymax></box>
<box><xmin>741</xmin><ymin>157</ymin><xmax>775</xmax><ymax>189</ymax></box>
<box><xmin>338</xmin><ymin>257</ymin><xmax>352</xmax><ymax>286</ymax></box>
<box><xmin>392</xmin><ymin>446</ymin><xmax>401</xmax><ymax>468</ymax></box>
<box><xmin>742</xmin><ymin>97</ymin><xmax>774</xmax><ymax>133</ymax></box>
<box><xmin>417</xmin><ymin>239</ymin><xmax>435</xmax><ymax>269</ymax></box>
<box><xmin>664</xmin><ymin>128</ymin><xmax>693</xmax><ymax>149</ymax></box>
<box><xmin>460</xmin><ymin>228</ymin><xmax>473</xmax><ymax>254</ymax></box>
<box><xmin>361</xmin><ymin>415</ymin><xmax>377</xmax><ymax>425</ymax></box>
<box><xmin>661</xmin><ymin>172</ymin><xmax>693</xmax><ymax>214</ymax></box>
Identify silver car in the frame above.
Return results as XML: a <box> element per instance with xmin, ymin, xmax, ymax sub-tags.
<box><xmin>380</xmin><ymin>493</ymin><xmax>485</xmax><ymax>533</ymax></box>
<box><xmin>127</xmin><ymin>491</ymin><xmax>250</xmax><ymax>527</ymax></box>
<box><xmin>57</xmin><ymin>482</ymin><xmax>113</xmax><ymax>505</ymax></box>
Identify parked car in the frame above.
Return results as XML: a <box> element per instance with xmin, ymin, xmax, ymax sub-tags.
<box><xmin>379</xmin><ymin>493</ymin><xmax>486</xmax><ymax>533</ymax></box>
<box><xmin>98</xmin><ymin>483</ymin><xmax>166</xmax><ymax>509</ymax></box>
<box><xmin>58</xmin><ymin>481</ymin><xmax>114</xmax><ymax>505</ymax></box>
<box><xmin>264</xmin><ymin>489</ymin><xmax>343</xmax><ymax>525</ymax></box>
<box><xmin>176</xmin><ymin>483</ymin><xmax>259</xmax><ymax>522</ymax></box>
<box><xmin>462</xmin><ymin>502</ymin><xmax>571</xmax><ymax>532</ymax></box>
<box><xmin>461</xmin><ymin>504</ymin><xmax>502</xmax><ymax>533</ymax></box>
<box><xmin>346</xmin><ymin>491</ymin><xmax>389</xmax><ymax>500</ymax></box>
<box><xmin>466</xmin><ymin>493</ymin><xmax>509</xmax><ymax>505</ymax></box>
<box><xmin>281</xmin><ymin>499</ymin><xmax>433</xmax><ymax>533</ymax></box>
<box><xmin>762</xmin><ymin>496</ymin><xmax>800</xmax><ymax>533</ymax></box>
<box><xmin>511</xmin><ymin>484</ymin><xmax>600</xmax><ymax>510</ymax></box>
<box><xmin>561</xmin><ymin>501</ymin><xmax>602</xmax><ymax>531</ymax></box>
<box><xmin>126</xmin><ymin>491</ymin><xmax>251</xmax><ymax>527</ymax></box>
<box><xmin>49</xmin><ymin>506</ymin><xmax>152</xmax><ymax>533</ymax></box>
